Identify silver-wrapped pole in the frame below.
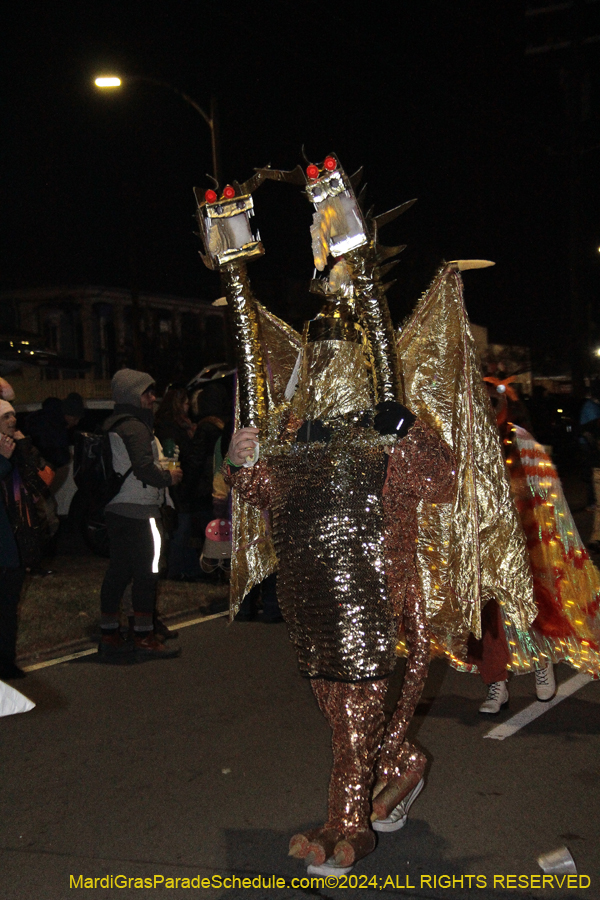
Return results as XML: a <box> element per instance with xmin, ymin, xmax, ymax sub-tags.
<box><xmin>345</xmin><ymin>244</ymin><xmax>402</xmax><ymax>404</ymax></box>
<box><xmin>220</xmin><ymin>261</ymin><xmax>266</xmax><ymax>428</ymax></box>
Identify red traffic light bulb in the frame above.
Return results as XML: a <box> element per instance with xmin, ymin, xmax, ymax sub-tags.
<box><xmin>204</xmin><ymin>189</ymin><xmax>217</xmax><ymax>203</ymax></box>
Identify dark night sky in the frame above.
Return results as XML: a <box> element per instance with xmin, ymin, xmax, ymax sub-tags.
<box><xmin>2</xmin><ymin>1</ymin><xmax>600</xmax><ymax>366</ymax></box>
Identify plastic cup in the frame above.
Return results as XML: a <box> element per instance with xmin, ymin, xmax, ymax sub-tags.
<box><xmin>537</xmin><ymin>846</ymin><xmax>577</xmax><ymax>875</ymax></box>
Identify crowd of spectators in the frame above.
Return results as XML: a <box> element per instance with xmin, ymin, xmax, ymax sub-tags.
<box><xmin>0</xmin><ymin>367</ymin><xmax>283</xmax><ymax>679</ymax></box>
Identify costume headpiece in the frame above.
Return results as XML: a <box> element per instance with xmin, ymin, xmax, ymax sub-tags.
<box><xmin>254</xmin><ymin>153</ymin><xmax>416</xmax><ymax>406</ymax></box>
<box><xmin>193</xmin><ymin>174</ymin><xmax>271</xmax><ymax>429</ymax></box>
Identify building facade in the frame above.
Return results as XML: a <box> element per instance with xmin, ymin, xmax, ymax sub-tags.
<box><xmin>0</xmin><ymin>286</ymin><xmax>228</xmax><ymax>401</ymax></box>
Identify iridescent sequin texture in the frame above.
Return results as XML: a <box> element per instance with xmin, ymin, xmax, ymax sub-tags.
<box><xmin>231</xmin><ymin>417</ymin><xmax>455</xmax><ymax>683</ymax></box>
<box><xmin>312</xmin><ymin>679</ymin><xmax>387</xmax><ymax>835</ymax></box>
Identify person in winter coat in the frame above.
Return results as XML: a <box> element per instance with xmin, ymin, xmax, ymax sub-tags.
<box><xmin>98</xmin><ymin>369</ymin><xmax>183</xmax><ymax>663</ymax></box>
<box><xmin>24</xmin><ymin>397</ymin><xmax>71</xmax><ymax>470</ymax></box>
<box><xmin>0</xmin><ymin>399</ymin><xmax>54</xmax><ymax>679</ymax></box>
<box><xmin>154</xmin><ymin>387</ymin><xmax>201</xmax><ymax>580</ymax></box>
<box><xmin>155</xmin><ymin>386</ymin><xmax>227</xmax><ymax>580</ymax></box>
<box><xmin>0</xmin><ymin>415</ymin><xmax>24</xmax><ymax>681</ymax></box>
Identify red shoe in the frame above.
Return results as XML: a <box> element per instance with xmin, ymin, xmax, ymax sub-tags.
<box><xmin>133</xmin><ymin>633</ymin><xmax>181</xmax><ymax>660</ymax></box>
<box><xmin>97</xmin><ymin>632</ymin><xmax>134</xmax><ymax>664</ymax></box>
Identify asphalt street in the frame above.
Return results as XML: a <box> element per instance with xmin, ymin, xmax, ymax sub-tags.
<box><xmin>1</xmin><ymin>610</ymin><xmax>599</xmax><ymax>900</ymax></box>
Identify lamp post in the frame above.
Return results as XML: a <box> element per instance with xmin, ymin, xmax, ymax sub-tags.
<box><xmin>94</xmin><ymin>75</ymin><xmax>220</xmax><ymax>184</ymax></box>
<box><xmin>94</xmin><ymin>74</ymin><xmax>220</xmax><ymax>370</ymax></box>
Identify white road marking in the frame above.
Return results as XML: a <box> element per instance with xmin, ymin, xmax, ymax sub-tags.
<box><xmin>176</xmin><ymin>610</ymin><xmax>228</xmax><ymax>629</ymax></box>
<box><xmin>24</xmin><ymin>648</ymin><xmax>98</xmax><ymax>670</ymax></box>
<box><xmin>22</xmin><ymin>611</ymin><xmax>228</xmax><ymax>673</ymax></box>
<box><xmin>484</xmin><ymin>673</ymin><xmax>593</xmax><ymax>740</ymax></box>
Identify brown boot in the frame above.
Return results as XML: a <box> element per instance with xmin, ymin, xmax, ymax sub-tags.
<box><xmin>133</xmin><ymin>633</ymin><xmax>181</xmax><ymax>660</ymax></box>
<box><xmin>98</xmin><ymin>631</ymin><xmax>134</xmax><ymax>664</ymax></box>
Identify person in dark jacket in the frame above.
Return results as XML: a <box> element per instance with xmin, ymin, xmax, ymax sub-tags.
<box><xmin>155</xmin><ymin>385</ymin><xmax>228</xmax><ymax>580</ymax></box>
<box><xmin>99</xmin><ymin>369</ymin><xmax>183</xmax><ymax>663</ymax></box>
<box><xmin>0</xmin><ymin>417</ymin><xmax>23</xmax><ymax>681</ymax></box>
<box><xmin>0</xmin><ymin>399</ymin><xmax>53</xmax><ymax>679</ymax></box>
<box><xmin>190</xmin><ymin>381</ymin><xmax>229</xmax><ymax>533</ymax></box>
<box><xmin>154</xmin><ymin>387</ymin><xmax>201</xmax><ymax>580</ymax></box>
<box><xmin>24</xmin><ymin>397</ymin><xmax>71</xmax><ymax>470</ymax></box>
<box><xmin>62</xmin><ymin>391</ymin><xmax>85</xmax><ymax>431</ymax></box>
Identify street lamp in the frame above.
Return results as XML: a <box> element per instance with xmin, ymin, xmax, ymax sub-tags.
<box><xmin>93</xmin><ymin>74</ymin><xmax>219</xmax><ymax>184</ymax></box>
<box><xmin>94</xmin><ymin>77</ymin><xmax>121</xmax><ymax>88</ymax></box>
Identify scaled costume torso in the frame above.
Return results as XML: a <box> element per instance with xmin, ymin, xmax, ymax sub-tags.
<box><xmin>231</xmin><ymin>416</ymin><xmax>454</xmax><ymax>681</ymax></box>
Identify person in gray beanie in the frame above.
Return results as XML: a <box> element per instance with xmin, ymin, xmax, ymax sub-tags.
<box><xmin>99</xmin><ymin>369</ymin><xmax>183</xmax><ymax>662</ymax></box>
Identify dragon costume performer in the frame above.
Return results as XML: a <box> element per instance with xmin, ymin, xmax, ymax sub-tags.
<box><xmin>193</xmin><ymin>155</ymin><xmax>535</xmax><ymax>875</ymax></box>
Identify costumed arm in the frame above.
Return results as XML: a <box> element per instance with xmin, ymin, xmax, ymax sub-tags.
<box><xmin>193</xmin><ymin>178</ymin><xmax>268</xmax><ymax>430</ymax></box>
<box><xmin>225</xmin><ymin>461</ymin><xmax>272</xmax><ymax>511</ymax></box>
<box><xmin>387</xmin><ymin>420</ymin><xmax>455</xmax><ymax>503</ymax></box>
<box><xmin>224</xmin><ymin>426</ymin><xmax>272</xmax><ymax>509</ymax></box>
<box><xmin>194</xmin><ymin>177</ymin><xmax>289</xmax><ymax>620</ymax></box>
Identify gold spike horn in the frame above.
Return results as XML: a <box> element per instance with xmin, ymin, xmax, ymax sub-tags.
<box><xmin>447</xmin><ymin>259</ymin><xmax>496</xmax><ymax>271</ymax></box>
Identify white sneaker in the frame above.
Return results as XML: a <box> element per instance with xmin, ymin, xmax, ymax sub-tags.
<box><xmin>372</xmin><ymin>777</ymin><xmax>425</xmax><ymax>833</ymax></box>
<box><xmin>478</xmin><ymin>680</ymin><xmax>509</xmax><ymax>714</ymax></box>
<box><xmin>535</xmin><ymin>664</ymin><xmax>556</xmax><ymax>701</ymax></box>
<box><xmin>307</xmin><ymin>861</ymin><xmax>353</xmax><ymax>878</ymax></box>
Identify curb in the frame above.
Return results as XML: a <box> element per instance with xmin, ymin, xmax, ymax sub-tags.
<box><xmin>22</xmin><ymin>610</ymin><xmax>229</xmax><ymax>673</ymax></box>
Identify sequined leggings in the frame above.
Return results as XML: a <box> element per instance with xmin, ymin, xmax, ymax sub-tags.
<box><xmin>310</xmin><ymin>595</ymin><xmax>431</xmax><ymax>833</ymax></box>
<box><xmin>311</xmin><ymin>679</ymin><xmax>387</xmax><ymax>833</ymax></box>
<box><xmin>378</xmin><ymin>584</ymin><xmax>431</xmax><ymax>783</ymax></box>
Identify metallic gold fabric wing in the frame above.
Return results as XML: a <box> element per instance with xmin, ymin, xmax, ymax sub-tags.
<box><xmin>504</xmin><ymin>426</ymin><xmax>600</xmax><ymax>677</ymax></box>
<box><xmin>229</xmin><ymin>303</ymin><xmax>301</xmax><ymax>619</ymax></box>
<box><xmin>397</xmin><ymin>265</ymin><xmax>535</xmax><ymax>652</ymax></box>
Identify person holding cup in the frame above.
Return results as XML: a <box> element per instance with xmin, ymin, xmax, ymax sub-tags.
<box><xmin>98</xmin><ymin>370</ymin><xmax>182</xmax><ymax>663</ymax></box>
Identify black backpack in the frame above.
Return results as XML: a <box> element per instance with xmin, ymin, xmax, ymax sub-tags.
<box><xmin>73</xmin><ymin>415</ymin><xmax>134</xmax><ymax>507</ymax></box>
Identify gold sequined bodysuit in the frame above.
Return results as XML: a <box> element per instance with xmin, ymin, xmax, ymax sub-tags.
<box><xmin>231</xmin><ymin>417</ymin><xmax>455</xmax><ymax>682</ymax></box>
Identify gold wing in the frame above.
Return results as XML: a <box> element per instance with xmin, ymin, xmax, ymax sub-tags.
<box><xmin>229</xmin><ymin>303</ymin><xmax>302</xmax><ymax>619</ymax></box>
<box><xmin>397</xmin><ymin>265</ymin><xmax>535</xmax><ymax>653</ymax></box>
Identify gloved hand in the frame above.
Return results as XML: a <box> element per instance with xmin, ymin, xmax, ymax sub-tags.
<box><xmin>373</xmin><ymin>401</ymin><xmax>416</xmax><ymax>438</ymax></box>
<box><xmin>296</xmin><ymin>420</ymin><xmax>332</xmax><ymax>443</ymax></box>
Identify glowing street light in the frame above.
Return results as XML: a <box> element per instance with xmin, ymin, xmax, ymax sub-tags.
<box><xmin>94</xmin><ymin>76</ymin><xmax>121</xmax><ymax>88</ymax></box>
<box><xmin>93</xmin><ymin>73</ymin><xmax>219</xmax><ymax>183</ymax></box>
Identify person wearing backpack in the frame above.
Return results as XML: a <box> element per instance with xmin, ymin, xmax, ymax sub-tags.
<box><xmin>98</xmin><ymin>369</ymin><xmax>183</xmax><ymax>663</ymax></box>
